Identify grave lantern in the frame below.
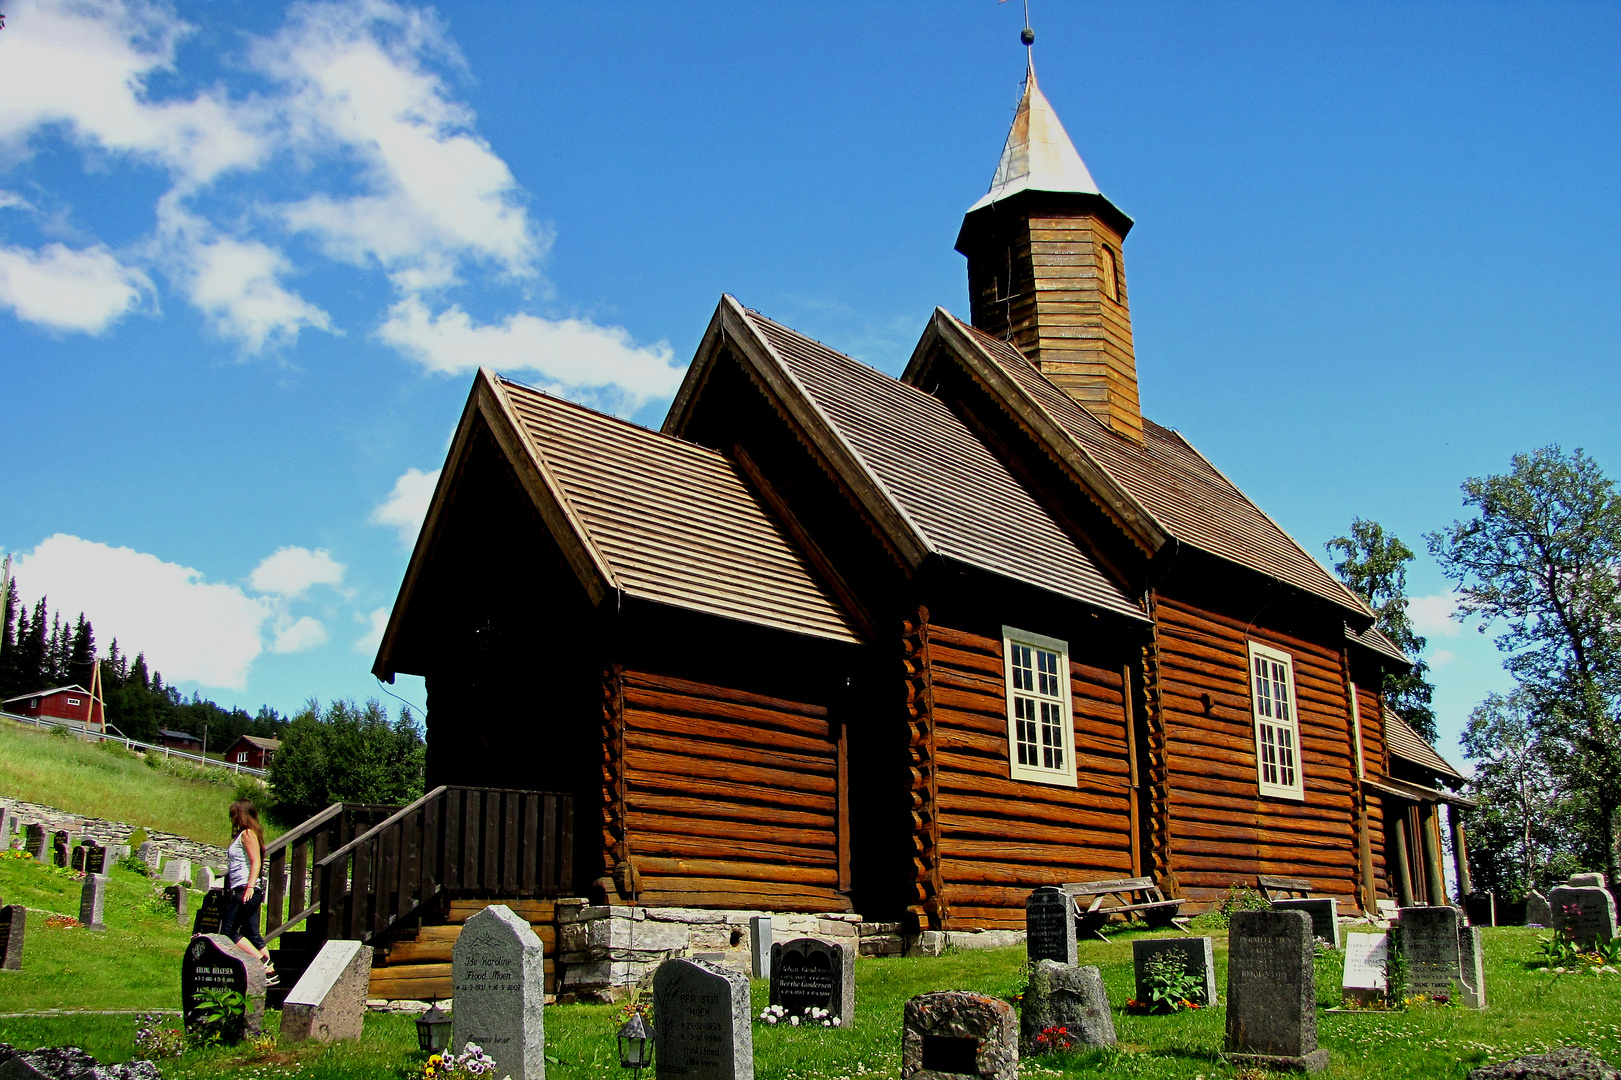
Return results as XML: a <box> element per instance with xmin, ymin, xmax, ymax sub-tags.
<box><xmin>416</xmin><ymin>1000</ymin><xmax>452</xmax><ymax>1055</ymax></box>
<box><xmin>616</xmin><ymin>1011</ymin><xmax>654</xmax><ymax>1076</ymax></box>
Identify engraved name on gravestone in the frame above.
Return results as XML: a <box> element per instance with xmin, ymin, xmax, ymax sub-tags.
<box><xmin>749</xmin><ymin>915</ymin><xmax>772</xmax><ymax>980</ymax></box>
<box><xmin>769</xmin><ymin>938</ymin><xmax>854</xmax><ymax>1026</ymax></box>
<box><xmin>1549</xmin><ymin>885</ymin><xmax>1618</xmax><ymax>950</ymax></box>
<box><xmin>1026</xmin><ymin>887</ymin><xmax>1078</xmax><ymax>966</ymax></box>
<box><xmin>84</xmin><ymin>843</ymin><xmax>106</xmax><ymax>875</ymax></box>
<box><xmin>654</xmin><ymin>957</ymin><xmax>753</xmax><ymax>1080</ymax></box>
<box><xmin>451</xmin><ymin>904</ymin><xmax>546</xmax><ymax>1080</ymax></box>
<box><xmin>901</xmin><ymin>991</ymin><xmax>1017</xmax><ymax>1080</ymax></box>
<box><xmin>1399</xmin><ymin>906</ymin><xmax>1462</xmax><ymax>1001</ymax></box>
<box><xmin>181</xmin><ymin>933</ymin><xmax>266</xmax><ymax>1040</ymax></box>
<box><xmin>1224</xmin><ymin>909</ymin><xmax>1328</xmax><ymax>1073</ymax></box>
<box><xmin>1133</xmin><ymin>936</ymin><xmax>1217</xmax><ymax>1006</ymax></box>
<box><xmin>80</xmin><ymin>874</ymin><xmax>107</xmax><ymax>931</ymax></box>
<box><xmin>1341</xmin><ymin>932</ymin><xmax>1388</xmax><ymax>1006</ymax></box>
<box><xmin>0</xmin><ymin>904</ymin><xmax>25</xmax><ymax>970</ymax></box>
<box><xmin>1019</xmin><ymin>960</ymin><xmax>1115</xmax><ymax>1053</ymax></box>
<box><xmin>193</xmin><ymin>889</ymin><xmax>226</xmax><ymax>936</ymax></box>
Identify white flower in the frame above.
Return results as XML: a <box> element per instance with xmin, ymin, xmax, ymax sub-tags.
<box><xmin>790</xmin><ymin>1015</ymin><xmax>800</xmax><ymax>1026</ymax></box>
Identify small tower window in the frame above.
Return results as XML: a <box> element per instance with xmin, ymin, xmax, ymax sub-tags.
<box><xmin>1099</xmin><ymin>245</ymin><xmax>1120</xmax><ymax>302</ymax></box>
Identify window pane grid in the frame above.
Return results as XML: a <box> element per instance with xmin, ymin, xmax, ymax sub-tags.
<box><xmin>1250</xmin><ymin>644</ymin><xmax>1302</xmax><ymax>797</ymax></box>
<box><xmin>1006</xmin><ymin>634</ymin><xmax>1070</xmax><ymax>783</ymax></box>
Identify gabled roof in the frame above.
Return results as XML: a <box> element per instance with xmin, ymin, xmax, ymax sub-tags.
<box><xmin>969</xmin><ymin>60</ymin><xmax>1107</xmax><ymax>213</ymax></box>
<box><xmin>1346</xmin><ymin>622</ymin><xmax>1411</xmax><ymax>667</ymax></box>
<box><xmin>908</xmin><ymin>314</ymin><xmax>1375</xmax><ymax>621</ymax></box>
<box><xmin>2</xmin><ymin>685</ymin><xmax>91</xmax><ymax>704</ymax></box>
<box><xmin>157</xmin><ymin>728</ymin><xmax>199</xmax><ymax>741</ymax></box>
<box><xmin>666</xmin><ymin>297</ymin><xmax>1147</xmax><ymax>624</ymax></box>
<box><xmin>234</xmin><ymin>735</ymin><xmax>282</xmax><ymax>751</ymax></box>
<box><xmin>1386</xmin><ymin>713</ymin><xmax>1464</xmax><ymax>782</ymax></box>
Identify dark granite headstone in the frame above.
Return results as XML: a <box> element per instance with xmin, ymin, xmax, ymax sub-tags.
<box><xmin>24</xmin><ymin>826</ymin><xmax>46</xmax><ymax>863</ymax></box>
<box><xmin>1527</xmin><ymin>889</ymin><xmax>1553</xmax><ymax>927</ymax></box>
<box><xmin>84</xmin><ymin>843</ymin><xmax>106</xmax><ymax>876</ymax></box>
<box><xmin>1025</xmin><ymin>886</ymin><xmax>1078</xmax><ymax>966</ymax></box>
<box><xmin>654</xmin><ymin>956</ymin><xmax>753</xmax><ymax>1080</ymax></box>
<box><xmin>50</xmin><ymin>837</ymin><xmax>67</xmax><ymax>869</ymax></box>
<box><xmin>1399</xmin><ymin>906</ymin><xmax>1462</xmax><ymax>1001</ymax></box>
<box><xmin>1550</xmin><ymin>885</ymin><xmax>1617</xmax><ymax>949</ymax></box>
<box><xmin>1019</xmin><ymin>960</ymin><xmax>1115</xmax><ymax>1053</ymax></box>
<box><xmin>1224</xmin><ymin>909</ymin><xmax>1327</xmax><ymax>1073</ymax></box>
<box><xmin>1466</xmin><ymin>891</ymin><xmax>1496</xmax><ymax>927</ymax></box>
<box><xmin>769</xmin><ymin>937</ymin><xmax>854</xmax><ymax>1026</ymax></box>
<box><xmin>1272</xmin><ymin>897</ymin><xmax>1341</xmax><ymax>948</ymax></box>
<box><xmin>193</xmin><ymin>888</ymin><xmax>226</xmax><ymax>936</ymax></box>
<box><xmin>70</xmin><ymin>846</ymin><xmax>85</xmax><ymax>872</ymax></box>
<box><xmin>901</xmin><ymin>991</ymin><xmax>1017</xmax><ymax>1080</ymax></box>
<box><xmin>0</xmin><ymin>905</ymin><xmax>24</xmax><ymax>970</ymax></box>
<box><xmin>79</xmin><ymin>874</ymin><xmax>107</xmax><ymax>931</ymax></box>
<box><xmin>181</xmin><ymin>933</ymin><xmax>265</xmax><ymax>1041</ymax></box>
<box><xmin>1133</xmin><ymin>936</ymin><xmax>1217</xmax><ymax>1006</ymax></box>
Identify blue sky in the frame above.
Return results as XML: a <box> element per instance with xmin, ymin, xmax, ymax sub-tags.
<box><xmin>1</xmin><ymin>1</ymin><xmax>1617</xmax><ymax>767</ymax></box>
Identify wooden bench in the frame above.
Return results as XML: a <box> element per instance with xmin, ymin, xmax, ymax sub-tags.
<box><xmin>1061</xmin><ymin>876</ymin><xmax>1188</xmax><ymax>941</ymax></box>
<box><xmin>1257</xmin><ymin>875</ymin><xmax>1314</xmax><ymax>903</ymax></box>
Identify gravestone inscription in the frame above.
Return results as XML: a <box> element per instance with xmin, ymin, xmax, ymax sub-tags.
<box><xmin>1133</xmin><ymin>936</ymin><xmax>1217</xmax><ymax>1006</ymax></box>
<box><xmin>79</xmin><ymin>874</ymin><xmax>107</xmax><ymax>931</ymax></box>
<box><xmin>0</xmin><ymin>904</ymin><xmax>24</xmax><ymax>969</ymax></box>
<box><xmin>1019</xmin><ymin>960</ymin><xmax>1115</xmax><ymax>1052</ymax></box>
<box><xmin>84</xmin><ymin>843</ymin><xmax>106</xmax><ymax>875</ymax></box>
<box><xmin>901</xmin><ymin>991</ymin><xmax>1017</xmax><ymax>1080</ymax></box>
<box><xmin>70</xmin><ymin>846</ymin><xmax>85</xmax><ymax>872</ymax></box>
<box><xmin>193</xmin><ymin>889</ymin><xmax>226</xmax><ymax>936</ymax></box>
<box><xmin>24</xmin><ymin>825</ymin><xmax>46</xmax><ymax>863</ymax></box>
<box><xmin>451</xmin><ymin>904</ymin><xmax>546</xmax><ymax>1080</ymax></box>
<box><xmin>181</xmin><ymin>933</ymin><xmax>266</xmax><ymax>1040</ymax></box>
<box><xmin>1272</xmin><ymin>898</ymin><xmax>1340</xmax><ymax>948</ymax></box>
<box><xmin>1399</xmin><ymin>906</ymin><xmax>1462</xmax><ymax>1001</ymax></box>
<box><xmin>769</xmin><ymin>937</ymin><xmax>853</xmax><ymax>1026</ymax></box>
<box><xmin>282</xmin><ymin>939</ymin><xmax>372</xmax><ymax>1043</ymax></box>
<box><xmin>160</xmin><ymin>859</ymin><xmax>192</xmax><ymax>885</ymax></box>
<box><xmin>1026</xmin><ymin>886</ymin><xmax>1078</xmax><ymax>966</ymax></box>
<box><xmin>1224</xmin><ymin>909</ymin><xmax>1328</xmax><ymax>1073</ymax></box>
<box><xmin>1549</xmin><ymin>885</ymin><xmax>1617</xmax><ymax>949</ymax></box>
<box><xmin>654</xmin><ymin>956</ymin><xmax>753</xmax><ymax>1080</ymax></box>
<box><xmin>1340</xmin><ymin>932</ymin><xmax>1389</xmax><ymax>1006</ymax></box>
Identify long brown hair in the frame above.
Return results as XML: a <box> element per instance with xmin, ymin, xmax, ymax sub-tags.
<box><xmin>229</xmin><ymin>799</ymin><xmax>265</xmax><ymax>848</ymax></box>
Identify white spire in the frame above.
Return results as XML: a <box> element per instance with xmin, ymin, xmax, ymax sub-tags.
<box><xmin>969</xmin><ymin>59</ymin><xmax>1100</xmax><ymax>212</ymax></box>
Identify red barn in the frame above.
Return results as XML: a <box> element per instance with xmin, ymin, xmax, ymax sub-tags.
<box><xmin>225</xmin><ymin>734</ymin><xmax>280</xmax><ymax>770</ymax></box>
<box><xmin>2</xmin><ymin>684</ymin><xmax>104</xmax><ymax>730</ymax></box>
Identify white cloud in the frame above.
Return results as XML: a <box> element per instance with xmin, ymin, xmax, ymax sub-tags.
<box><xmin>171</xmin><ymin>228</ymin><xmax>333</xmax><ymax>351</ymax></box>
<box><xmin>1408</xmin><ymin>591</ymin><xmax>1463</xmax><ymax>638</ymax></box>
<box><xmin>0</xmin><ymin>242</ymin><xmax>151</xmax><ymax>332</ymax></box>
<box><xmin>354</xmin><ymin>606</ymin><xmax>390</xmax><ymax>654</ymax></box>
<box><xmin>379</xmin><ymin>297</ymin><xmax>685</xmax><ymax>412</ymax></box>
<box><xmin>1429</xmin><ymin>648</ymin><xmax>1457</xmax><ymax>668</ymax></box>
<box><xmin>0</xmin><ymin>191</ymin><xmax>34</xmax><ymax>211</ymax></box>
<box><xmin>271</xmin><ymin>615</ymin><xmax>328</xmax><ymax>654</ymax></box>
<box><xmin>13</xmin><ymin>533</ymin><xmax>271</xmax><ymax>689</ymax></box>
<box><xmin>372</xmin><ymin>467</ymin><xmax>440</xmax><ymax>547</ymax></box>
<box><xmin>248</xmin><ymin>546</ymin><xmax>345</xmax><ymax>598</ymax></box>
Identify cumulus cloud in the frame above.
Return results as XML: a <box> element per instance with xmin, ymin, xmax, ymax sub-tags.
<box><xmin>13</xmin><ymin>534</ymin><xmax>271</xmax><ymax>689</ymax></box>
<box><xmin>1429</xmin><ymin>648</ymin><xmax>1457</xmax><ymax>668</ymax></box>
<box><xmin>271</xmin><ymin>615</ymin><xmax>329</xmax><ymax>654</ymax></box>
<box><xmin>1408</xmin><ymin>591</ymin><xmax>1463</xmax><ymax>638</ymax></box>
<box><xmin>372</xmin><ymin>467</ymin><xmax>440</xmax><ymax>548</ymax></box>
<box><xmin>249</xmin><ymin>546</ymin><xmax>346</xmax><ymax>598</ymax></box>
<box><xmin>354</xmin><ymin>606</ymin><xmax>391</xmax><ymax>654</ymax></box>
<box><xmin>0</xmin><ymin>242</ymin><xmax>151</xmax><ymax>333</ymax></box>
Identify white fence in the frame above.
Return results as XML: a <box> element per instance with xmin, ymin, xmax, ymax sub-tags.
<box><xmin>0</xmin><ymin>710</ymin><xmax>269</xmax><ymax>779</ymax></box>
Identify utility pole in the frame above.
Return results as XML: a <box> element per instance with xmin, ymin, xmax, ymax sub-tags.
<box><xmin>0</xmin><ymin>554</ymin><xmax>10</xmax><ymax>662</ymax></box>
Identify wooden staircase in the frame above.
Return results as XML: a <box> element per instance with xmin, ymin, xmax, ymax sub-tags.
<box><xmin>260</xmin><ymin>786</ymin><xmax>573</xmax><ymax>1003</ymax></box>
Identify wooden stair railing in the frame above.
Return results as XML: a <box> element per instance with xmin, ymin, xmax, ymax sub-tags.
<box><xmin>264</xmin><ymin>801</ymin><xmax>398</xmax><ymax>943</ymax></box>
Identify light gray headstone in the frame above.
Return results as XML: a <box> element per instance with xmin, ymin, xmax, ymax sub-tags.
<box><xmin>108</xmin><ymin>844</ymin><xmax>131</xmax><ymax>865</ymax></box>
<box><xmin>901</xmin><ymin>990</ymin><xmax>1017</xmax><ymax>1080</ymax></box>
<box><xmin>1224</xmin><ymin>910</ymin><xmax>1327</xmax><ymax>1073</ymax></box>
<box><xmin>79</xmin><ymin>874</ymin><xmax>107</xmax><ymax>931</ymax></box>
<box><xmin>1133</xmin><ymin>936</ymin><xmax>1217</xmax><ymax>1006</ymax></box>
<box><xmin>749</xmin><ymin>915</ymin><xmax>772</xmax><ymax>980</ymax></box>
<box><xmin>1026</xmin><ymin>886</ymin><xmax>1078</xmax><ymax>966</ymax></box>
<box><xmin>1549</xmin><ymin>885</ymin><xmax>1617</xmax><ymax>949</ymax></box>
<box><xmin>1399</xmin><ymin>905</ymin><xmax>1462</xmax><ymax>1001</ymax></box>
<box><xmin>1340</xmin><ymin>932</ymin><xmax>1389</xmax><ymax>1006</ymax></box>
<box><xmin>1526</xmin><ymin>889</ymin><xmax>1552</xmax><ymax>927</ymax></box>
<box><xmin>199</xmin><ymin>867</ymin><xmax>217</xmax><ymax>892</ymax></box>
<box><xmin>451</xmin><ymin>904</ymin><xmax>546</xmax><ymax>1080</ymax></box>
<box><xmin>160</xmin><ymin>859</ymin><xmax>192</xmax><ymax>885</ymax></box>
<box><xmin>1272</xmin><ymin>897</ymin><xmax>1340</xmax><ymax>948</ymax></box>
<box><xmin>654</xmin><ymin>957</ymin><xmax>753</xmax><ymax>1080</ymax></box>
<box><xmin>1019</xmin><ymin>960</ymin><xmax>1115</xmax><ymax>1053</ymax></box>
<box><xmin>0</xmin><ymin>807</ymin><xmax>12</xmax><ymax>845</ymax></box>
<box><xmin>1457</xmin><ymin>925</ymin><xmax>1486</xmax><ymax>1009</ymax></box>
<box><xmin>181</xmin><ymin>933</ymin><xmax>266</xmax><ymax>1039</ymax></box>
<box><xmin>0</xmin><ymin>904</ymin><xmax>25</xmax><ymax>969</ymax></box>
<box><xmin>769</xmin><ymin>937</ymin><xmax>854</xmax><ymax>1027</ymax></box>
<box><xmin>1569</xmin><ymin>872</ymin><xmax>1607</xmax><ymax>888</ymax></box>
<box><xmin>282</xmin><ymin>939</ymin><xmax>372</xmax><ymax>1043</ymax></box>
<box><xmin>136</xmin><ymin>841</ymin><xmax>160</xmax><ymax>871</ymax></box>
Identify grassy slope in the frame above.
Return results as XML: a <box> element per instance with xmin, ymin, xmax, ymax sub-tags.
<box><xmin>0</xmin><ymin>720</ymin><xmax>280</xmax><ymax>847</ymax></box>
<box><xmin>1</xmin><ymin>904</ymin><xmax>1620</xmax><ymax>1079</ymax></box>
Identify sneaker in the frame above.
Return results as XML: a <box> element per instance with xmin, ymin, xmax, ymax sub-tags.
<box><xmin>263</xmin><ymin>964</ymin><xmax>280</xmax><ymax>987</ymax></box>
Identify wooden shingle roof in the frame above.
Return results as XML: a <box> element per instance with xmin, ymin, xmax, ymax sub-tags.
<box><xmin>1385</xmin><ymin>713</ymin><xmax>1464</xmax><ymax>781</ymax></box>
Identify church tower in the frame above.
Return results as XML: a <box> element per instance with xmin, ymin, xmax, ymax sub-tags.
<box><xmin>956</xmin><ymin>61</ymin><xmax>1142</xmax><ymax>442</ymax></box>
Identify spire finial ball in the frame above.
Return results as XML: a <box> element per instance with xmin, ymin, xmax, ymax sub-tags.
<box><xmin>1020</xmin><ymin>26</ymin><xmax>1035</xmax><ymax>46</ymax></box>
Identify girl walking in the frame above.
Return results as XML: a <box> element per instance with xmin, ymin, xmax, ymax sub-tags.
<box><xmin>221</xmin><ymin>799</ymin><xmax>278</xmax><ymax>986</ymax></box>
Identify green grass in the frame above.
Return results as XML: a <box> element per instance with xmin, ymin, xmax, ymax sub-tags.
<box><xmin>2</xmin><ymin>868</ymin><xmax>1619</xmax><ymax>1080</ymax></box>
<box><xmin>0</xmin><ymin>719</ymin><xmax>278</xmax><ymax>847</ymax></box>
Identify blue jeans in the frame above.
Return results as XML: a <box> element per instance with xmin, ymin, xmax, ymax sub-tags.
<box><xmin>220</xmin><ymin>884</ymin><xmax>265</xmax><ymax>951</ymax></box>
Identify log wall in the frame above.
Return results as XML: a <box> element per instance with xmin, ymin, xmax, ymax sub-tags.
<box><xmin>1154</xmin><ymin>595</ymin><xmax>1361</xmax><ymax>906</ymax></box>
<box><xmin>613</xmin><ymin>668</ymin><xmax>851</xmax><ymax>913</ymax></box>
<box><xmin>1356</xmin><ymin>681</ymin><xmax>1390</xmax><ymax>901</ymax></box>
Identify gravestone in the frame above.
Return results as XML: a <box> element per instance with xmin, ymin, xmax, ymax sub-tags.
<box><xmin>1399</xmin><ymin>906</ymin><xmax>1463</xmax><ymax>1001</ymax></box>
<box><xmin>136</xmin><ymin>842</ymin><xmax>160</xmax><ymax>873</ymax></box>
<box><xmin>1466</xmin><ymin>891</ymin><xmax>1496</xmax><ymax>927</ymax></box>
<box><xmin>1457</xmin><ymin>925</ymin><xmax>1487</xmax><ymax>1009</ymax></box>
<box><xmin>108</xmin><ymin>844</ymin><xmax>131</xmax><ymax>865</ymax></box>
<box><xmin>193</xmin><ymin>889</ymin><xmax>227</xmax><ymax>936</ymax></box>
<box><xmin>181</xmin><ymin>933</ymin><xmax>266</xmax><ymax>1040</ymax></box>
<box><xmin>1273</xmin><ymin>897</ymin><xmax>1340</xmax><ymax>948</ymax></box>
<box><xmin>281</xmin><ymin>938</ymin><xmax>372</xmax><ymax>1043</ymax></box>
<box><xmin>653</xmin><ymin>957</ymin><xmax>753</xmax><ymax>1080</ymax></box>
<box><xmin>24</xmin><ymin>825</ymin><xmax>46</xmax><ymax>863</ymax></box>
<box><xmin>1569</xmin><ymin>872</ymin><xmax>1607</xmax><ymax>888</ymax></box>
<box><xmin>1224</xmin><ymin>909</ymin><xmax>1327</xmax><ymax>1073</ymax></box>
<box><xmin>451</xmin><ymin>904</ymin><xmax>546</xmax><ymax>1080</ymax></box>
<box><xmin>0</xmin><ymin>1046</ymin><xmax>163</xmax><ymax>1080</ymax></box>
<box><xmin>70</xmin><ymin>846</ymin><xmax>86</xmax><ymax>872</ymax></box>
<box><xmin>165</xmin><ymin>884</ymin><xmax>190</xmax><ymax>926</ymax></box>
<box><xmin>161</xmin><ymin>859</ymin><xmax>192</xmax><ymax>885</ymax></box>
<box><xmin>79</xmin><ymin>874</ymin><xmax>107</xmax><ymax>931</ymax></box>
<box><xmin>84</xmin><ymin>843</ymin><xmax>106</xmax><ymax>876</ymax></box>
<box><xmin>1025</xmin><ymin>886</ymin><xmax>1078</xmax><ymax>966</ymax></box>
<box><xmin>199</xmin><ymin>867</ymin><xmax>217</xmax><ymax>892</ymax></box>
<box><xmin>50</xmin><ymin>835</ymin><xmax>68</xmax><ymax>869</ymax></box>
<box><xmin>1019</xmin><ymin>960</ymin><xmax>1115</xmax><ymax>1053</ymax></box>
<box><xmin>901</xmin><ymin>991</ymin><xmax>1017</xmax><ymax>1080</ymax></box>
<box><xmin>1133</xmin><ymin>936</ymin><xmax>1217</xmax><ymax>1006</ymax></box>
<box><xmin>1526</xmin><ymin>889</ymin><xmax>1553</xmax><ymax>927</ymax></box>
<box><xmin>0</xmin><ymin>904</ymin><xmax>24</xmax><ymax>969</ymax></box>
<box><xmin>769</xmin><ymin>937</ymin><xmax>854</xmax><ymax>1026</ymax></box>
<box><xmin>749</xmin><ymin>915</ymin><xmax>772</xmax><ymax>980</ymax></box>
<box><xmin>1549</xmin><ymin>884</ymin><xmax>1618</xmax><ymax>949</ymax></box>
<box><xmin>0</xmin><ymin>807</ymin><xmax>12</xmax><ymax>845</ymax></box>
<box><xmin>1341</xmin><ymin>932</ymin><xmax>1389</xmax><ymax>1006</ymax></box>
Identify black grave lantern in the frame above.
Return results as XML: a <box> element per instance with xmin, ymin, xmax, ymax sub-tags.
<box><xmin>416</xmin><ymin>1000</ymin><xmax>452</xmax><ymax>1055</ymax></box>
<box><xmin>617</xmin><ymin>1011</ymin><xmax>654</xmax><ymax>1075</ymax></box>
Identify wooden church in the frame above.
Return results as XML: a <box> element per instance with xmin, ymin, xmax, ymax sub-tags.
<box><xmin>374</xmin><ymin>60</ymin><xmax>1471</xmax><ymax>932</ymax></box>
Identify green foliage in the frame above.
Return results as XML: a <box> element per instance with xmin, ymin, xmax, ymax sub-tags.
<box><xmin>1142</xmin><ymin>948</ymin><xmax>1203</xmax><ymax>1011</ymax></box>
<box><xmin>1187</xmin><ymin>882</ymin><xmax>1269</xmax><ymax>930</ymax></box>
<box><xmin>267</xmin><ymin>698</ymin><xmax>426</xmax><ymax>823</ymax></box>
<box><xmin>127</xmin><ymin>827</ymin><xmax>149</xmax><ymax>848</ymax></box>
<box><xmin>1326</xmin><ymin>517</ymin><xmax>1438</xmax><ymax>741</ymax></box>
<box><xmin>185</xmin><ymin>987</ymin><xmax>247</xmax><ymax>1045</ymax></box>
<box><xmin>114</xmin><ymin>854</ymin><xmax>151</xmax><ymax>877</ymax></box>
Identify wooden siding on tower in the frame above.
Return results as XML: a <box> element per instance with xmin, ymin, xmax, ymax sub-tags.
<box><xmin>617</xmin><ymin>669</ymin><xmax>850</xmax><ymax>913</ymax></box>
<box><xmin>1155</xmin><ymin>596</ymin><xmax>1361</xmax><ymax>906</ymax></box>
<box><xmin>1357</xmin><ymin>681</ymin><xmax>1391</xmax><ymax>899</ymax></box>
<box><xmin>915</xmin><ymin>621</ymin><xmax>1135</xmax><ymax>931</ymax></box>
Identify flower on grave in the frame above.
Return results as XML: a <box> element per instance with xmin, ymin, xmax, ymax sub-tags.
<box><xmin>789</xmin><ymin>1015</ymin><xmax>800</xmax><ymax>1026</ymax></box>
<box><xmin>1033</xmin><ymin>1025</ymin><xmax>1075</xmax><ymax>1051</ymax></box>
<box><xmin>758</xmin><ymin>1004</ymin><xmax>788</xmax><ymax>1025</ymax></box>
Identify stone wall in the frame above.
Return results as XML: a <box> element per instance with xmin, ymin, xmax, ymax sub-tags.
<box><xmin>0</xmin><ymin>797</ymin><xmax>227</xmax><ymax>873</ymax></box>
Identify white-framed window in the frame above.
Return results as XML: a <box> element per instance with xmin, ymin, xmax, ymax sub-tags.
<box><xmin>1247</xmin><ymin>641</ymin><xmax>1305</xmax><ymax>800</ymax></box>
<box><xmin>66</xmin><ymin>697</ymin><xmax>81</xmax><ymax>706</ymax></box>
<box><xmin>237</xmin><ymin>751</ymin><xmax>248</xmax><ymax>763</ymax></box>
<box><xmin>1002</xmin><ymin>626</ymin><xmax>1077</xmax><ymax>787</ymax></box>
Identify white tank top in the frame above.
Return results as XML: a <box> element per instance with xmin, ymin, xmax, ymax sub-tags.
<box><xmin>226</xmin><ymin>832</ymin><xmax>258</xmax><ymax>888</ymax></box>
